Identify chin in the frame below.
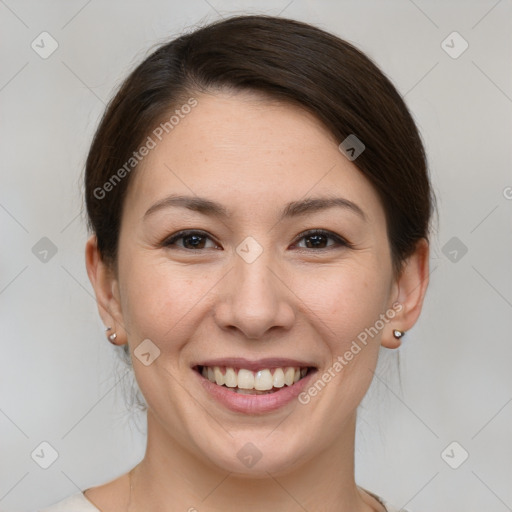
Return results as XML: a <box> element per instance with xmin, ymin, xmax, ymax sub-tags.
<box><xmin>195</xmin><ymin>430</ymin><xmax>313</xmax><ymax>478</ymax></box>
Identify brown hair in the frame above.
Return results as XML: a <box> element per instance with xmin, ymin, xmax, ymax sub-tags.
<box><xmin>85</xmin><ymin>14</ymin><xmax>435</xmax><ymax>277</ymax></box>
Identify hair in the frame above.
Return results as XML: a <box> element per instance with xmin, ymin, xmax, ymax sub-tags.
<box><xmin>84</xmin><ymin>14</ymin><xmax>436</xmax><ymax>412</ymax></box>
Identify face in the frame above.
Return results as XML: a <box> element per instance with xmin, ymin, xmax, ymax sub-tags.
<box><xmin>102</xmin><ymin>91</ymin><xmax>405</xmax><ymax>476</ymax></box>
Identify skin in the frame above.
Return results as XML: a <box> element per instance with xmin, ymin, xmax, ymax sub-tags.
<box><xmin>85</xmin><ymin>90</ymin><xmax>429</xmax><ymax>512</ymax></box>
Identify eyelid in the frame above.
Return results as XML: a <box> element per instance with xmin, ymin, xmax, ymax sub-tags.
<box><xmin>162</xmin><ymin>229</ymin><xmax>220</xmax><ymax>249</ymax></box>
<box><xmin>162</xmin><ymin>228</ymin><xmax>352</xmax><ymax>251</ymax></box>
<box><xmin>291</xmin><ymin>228</ymin><xmax>353</xmax><ymax>249</ymax></box>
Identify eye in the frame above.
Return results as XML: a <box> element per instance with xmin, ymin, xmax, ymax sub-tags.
<box><xmin>162</xmin><ymin>230</ymin><xmax>220</xmax><ymax>250</ymax></box>
<box><xmin>161</xmin><ymin>228</ymin><xmax>351</xmax><ymax>251</ymax></box>
<box><xmin>292</xmin><ymin>229</ymin><xmax>351</xmax><ymax>250</ymax></box>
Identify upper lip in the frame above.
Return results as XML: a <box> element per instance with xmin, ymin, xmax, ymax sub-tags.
<box><xmin>193</xmin><ymin>357</ymin><xmax>316</xmax><ymax>372</ymax></box>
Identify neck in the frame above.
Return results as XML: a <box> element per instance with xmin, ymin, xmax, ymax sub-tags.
<box><xmin>128</xmin><ymin>410</ymin><xmax>382</xmax><ymax>512</ymax></box>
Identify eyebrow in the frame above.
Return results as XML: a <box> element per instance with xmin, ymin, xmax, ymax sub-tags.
<box><xmin>143</xmin><ymin>194</ymin><xmax>367</xmax><ymax>222</ymax></box>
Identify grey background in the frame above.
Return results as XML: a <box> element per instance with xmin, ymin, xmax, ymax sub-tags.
<box><xmin>1</xmin><ymin>1</ymin><xmax>511</xmax><ymax>511</ymax></box>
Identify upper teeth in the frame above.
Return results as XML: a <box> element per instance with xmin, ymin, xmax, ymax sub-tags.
<box><xmin>201</xmin><ymin>366</ymin><xmax>308</xmax><ymax>390</ymax></box>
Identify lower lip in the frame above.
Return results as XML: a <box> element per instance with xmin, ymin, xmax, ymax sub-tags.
<box><xmin>194</xmin><ymin>369</ymin><xmax>316</xmax><ymax>414</ymax></box>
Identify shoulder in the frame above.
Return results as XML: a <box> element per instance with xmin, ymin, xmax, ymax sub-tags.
<box><xmin>360</xmin><ymin>486</ymin><xmax>411</xmax><ymax>512</ymax></box>
<box><xmin>381</xmin><ymin>501</ymin><xmax>411</xmax><ymax>512</ymax></box>
<box><xmin>37</xmin><ymin>492</ymin><xmax>100</xmax><ymax>512</ymax></box>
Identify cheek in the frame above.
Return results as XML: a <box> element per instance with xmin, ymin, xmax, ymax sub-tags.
<box><xmin>119</xmin><ymin>255</ymin><xmax>215</xmax><ymax>344</ymax></box>
<box><xmin>296</xmin><ymin>262</ymin><xmax>389</xmax><ymax>345</ymax></box>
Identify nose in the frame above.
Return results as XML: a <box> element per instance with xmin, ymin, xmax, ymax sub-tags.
<box><xmin>213</xmin><ymin>248</ymin><xmax>296</xmax><ymax>340</ymax></box>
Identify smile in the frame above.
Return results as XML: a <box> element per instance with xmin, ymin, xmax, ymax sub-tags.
<box><xmin>196</xmin><ymin>365</ymin><xmax>311</xmax><ymax>395</ymax></box>
<box><xmin>192</xmin><ymin>359</ymin><xmax>318</xmax><ymax>414</ymax></box>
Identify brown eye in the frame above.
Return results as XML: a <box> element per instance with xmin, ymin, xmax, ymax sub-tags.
<box><xmin>163</xmin><ymin>230</ymin><xmax>219</xmax><ymax>250</ymax></box>
<box><xmin>293</xmin><ymin>229</ymin><xmax>350</xmax><ymax>250</ymax></box>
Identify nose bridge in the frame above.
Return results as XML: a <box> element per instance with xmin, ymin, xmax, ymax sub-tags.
<box><xmin>214</xmin><ymin>236</ymin><xmax>295</xmax><ymax>338</ymax></box>
<box><xmin>235</xmin><ymin>245</ymin><xmax>277</xmax><ymax>304</ymax></box>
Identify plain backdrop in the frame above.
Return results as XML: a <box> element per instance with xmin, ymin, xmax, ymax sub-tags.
<box><xmin>1</xmin><ymin>1</ymin><xmax>511</xmax><ymax>511</ymax></box>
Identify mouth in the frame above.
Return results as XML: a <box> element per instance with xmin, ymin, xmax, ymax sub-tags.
<box><xmin>193</xmin><ymin>363</ymin><xmax>317</xmax><ymax>396</ymax></box>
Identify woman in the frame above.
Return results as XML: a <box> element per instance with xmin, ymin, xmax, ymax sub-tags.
<box><xmin>41</xmin><ymin>14</ymin><xmax>433</xmax><ymax>512</ymax></box>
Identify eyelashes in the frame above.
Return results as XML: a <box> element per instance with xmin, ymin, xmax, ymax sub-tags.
<box><xmin>161</xmin><ymin>228</ymin><xmax>353</xmax><ymax>251</ymax></box>
<box><xmin>162</xmin><ymin>230</ymin><xmax>220</xmax><ymax>250</ymax></box>
<box><xmin>292</xmin><ymin>228</ymin><xmax>352</xmax><ymax>250</ymax></box>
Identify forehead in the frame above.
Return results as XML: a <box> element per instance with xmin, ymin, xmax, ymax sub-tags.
<box><xmin>124</xmin><ymin>91</ymin><xmax>385</xmax><ymax>224</ymax></box>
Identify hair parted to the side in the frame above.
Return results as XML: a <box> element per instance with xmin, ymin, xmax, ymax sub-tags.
<box><xmin>84</xmin><ymin>14</ymin><xmax>436</xmax><ymax>412</ymax></box>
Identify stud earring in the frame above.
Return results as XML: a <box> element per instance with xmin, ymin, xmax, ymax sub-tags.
<box><xmin>106</xmin><ymin>326</ymin><xmax>117</xmax><ymax>344</ymax></box>
<box><xmin>393</xmin><ymin>329</ymin><xmax>405</xmax><ymax>339</ymax></box>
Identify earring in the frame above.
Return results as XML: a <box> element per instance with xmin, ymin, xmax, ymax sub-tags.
<box><xmin>393</xmin><ymin>329</ymin><xmax>405</xmax><ymax>339</ymax></box>
<box><xmin>106</xmin><ymin>326</ymin><xmax>117</xmax><ymax>344</ymax></box>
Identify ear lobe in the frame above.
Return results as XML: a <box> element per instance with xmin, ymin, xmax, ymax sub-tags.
<box><xmin>85</xmin><ymin>235</ymin><xmax>126</xmax><ymax>343</ymax></box>
<box><xmin>382</xmin><ymin>238</ymin><xmax>430</xmax><ymax>349</ymax></box>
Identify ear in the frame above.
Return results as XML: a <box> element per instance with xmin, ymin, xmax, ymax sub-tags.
<box><xmin>382</xmin><ymin>238</ymin><xmax>430</xmax><ymax>349</ymax></box>
<box><xmin>85</xmin><ymin>234</ymin><xmax>127</xmax><ymax>345</ymax></box>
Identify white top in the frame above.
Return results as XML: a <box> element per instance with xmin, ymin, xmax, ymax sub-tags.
<box><xmin>36</xmin><ymin>488</ymin><xmax>410</xmax><ymax>511</ymax></box>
